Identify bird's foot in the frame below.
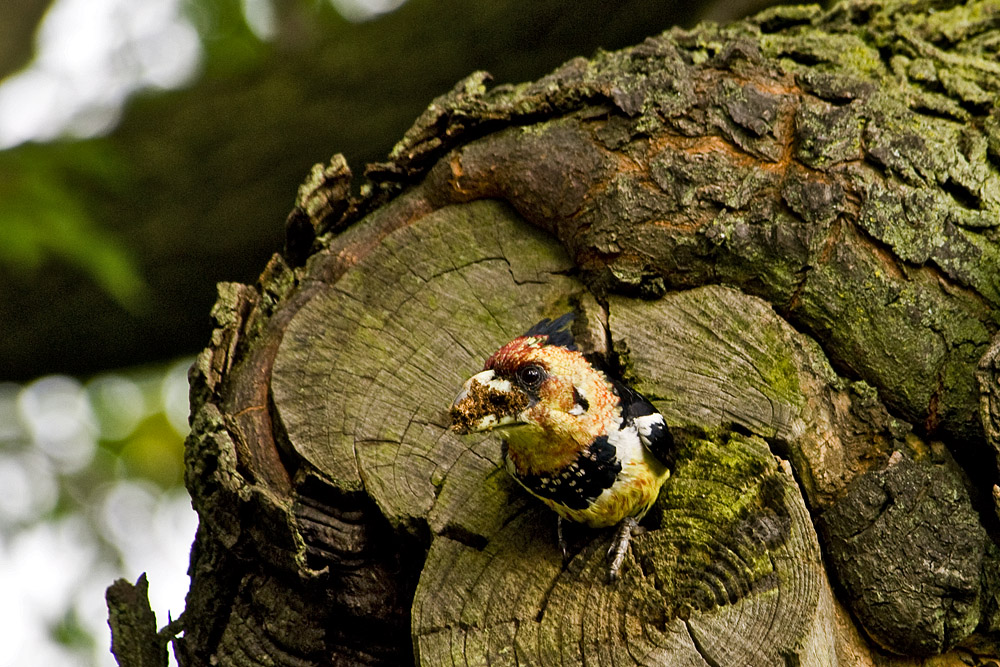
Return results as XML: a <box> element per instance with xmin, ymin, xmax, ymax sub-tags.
<box><xmin>606</xmin><ymin>516</ymin><xmax>638</xmax><ymax>582</ymax></box>
<box><xmin>556</xmin><ymin>516</ymin><xmax>569</xmax><ymax>563</ymax></box>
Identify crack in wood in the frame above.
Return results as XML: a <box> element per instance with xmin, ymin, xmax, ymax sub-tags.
<box><xmin>684</xmin><ymin>619</ymin><xmax>723</xmax><ymax>667</ymax></box>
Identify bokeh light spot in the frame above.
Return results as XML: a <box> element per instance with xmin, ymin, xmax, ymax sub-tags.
<box><xmin>87</xmin><ymin>374</ymin><xmax>147</xmax><ymax>443</ymax></box>
<box><xmin>0</xmin><ymin>452</ymin><xmax>58</xmax><ymax>525</ymax></box>
<box><xmin>18</xmin><ymin>376</ymin><xmax>97</xmax><ymax>474</ymax></box>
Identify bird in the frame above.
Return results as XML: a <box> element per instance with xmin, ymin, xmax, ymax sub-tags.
<box><xmin>450</xmin><ymin>313</ymin><xmax>673</xmax><ymax>581</ymax></box>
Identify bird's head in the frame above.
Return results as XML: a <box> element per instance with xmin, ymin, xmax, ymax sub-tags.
<box><xmin>450</xmin><ymin>314</ymin><xmax>616</xmax><ymax>442</ymax></box>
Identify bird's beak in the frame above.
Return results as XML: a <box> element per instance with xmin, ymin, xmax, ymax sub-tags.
<box><xmin>450</xmin><ymin>369</ymin><xmax>530</xmax><ymax>434</ymax></box>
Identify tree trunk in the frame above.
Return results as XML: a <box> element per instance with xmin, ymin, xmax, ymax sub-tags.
<box><xmin>109</xmin><ymin>0</ymin><xmax>1000</xmax><ymax>664</ymax></box>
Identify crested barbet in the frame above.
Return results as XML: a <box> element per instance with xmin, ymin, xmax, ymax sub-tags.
<box><xmin>450</xmin><ymin>313</ymin><xmax>673</xmax><ymax>581</ymax></box>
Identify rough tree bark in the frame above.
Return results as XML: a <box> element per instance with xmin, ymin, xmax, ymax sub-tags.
<box><xmin>108</xmin><ymin>0</ymin><xmax>1000</xmax><ymax>665</ymax></box>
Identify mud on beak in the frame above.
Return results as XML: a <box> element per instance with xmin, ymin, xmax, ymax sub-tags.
<box><xmin>449</xmin><ymin>369</ymin><xmax>531</xmax><ymax>434</ymax></box>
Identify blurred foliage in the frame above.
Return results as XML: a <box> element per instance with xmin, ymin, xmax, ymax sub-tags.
<box><xmin>0</xmin><ymin>144</ymin><xmax>148</xmax><ymax>312</ymax></box>
<box><xmin>115</xmin><ymin>413</ymin><xmax>186</xmax><ymax>486</ymax></box>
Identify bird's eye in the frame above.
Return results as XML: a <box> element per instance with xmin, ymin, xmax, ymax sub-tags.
<box><xmin>516</xmin><ymin>364</ymin><xmax>545</xmax><ymax>390</ymax></box>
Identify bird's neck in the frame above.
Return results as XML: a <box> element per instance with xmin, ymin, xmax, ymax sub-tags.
<box><xmin>502</xmin><ymin>407</ymin><xmax>616</xmax><ymax>476</ymax></box>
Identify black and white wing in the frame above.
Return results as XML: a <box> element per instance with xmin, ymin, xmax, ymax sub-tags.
<box><xmin>611</xmin><ymin>379</ymin><xmax>674</xmax><ymax>466</ymax></box>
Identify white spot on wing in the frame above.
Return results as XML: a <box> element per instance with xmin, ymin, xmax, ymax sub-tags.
<box><xmin>635</xmin><ymin>413</ymin><xmax>665</xmax><ymax>447</ymax></box>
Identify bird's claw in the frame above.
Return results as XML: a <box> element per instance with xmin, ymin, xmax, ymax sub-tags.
<box><xmin>556</xmin><ymin>516</ymin><xmax>569</xmax><ymax>563</ymax></box>
<box><xmin>606</xmin><ymin>517</ymin><xmax>637</xmax><ymax>582</ymax></box>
